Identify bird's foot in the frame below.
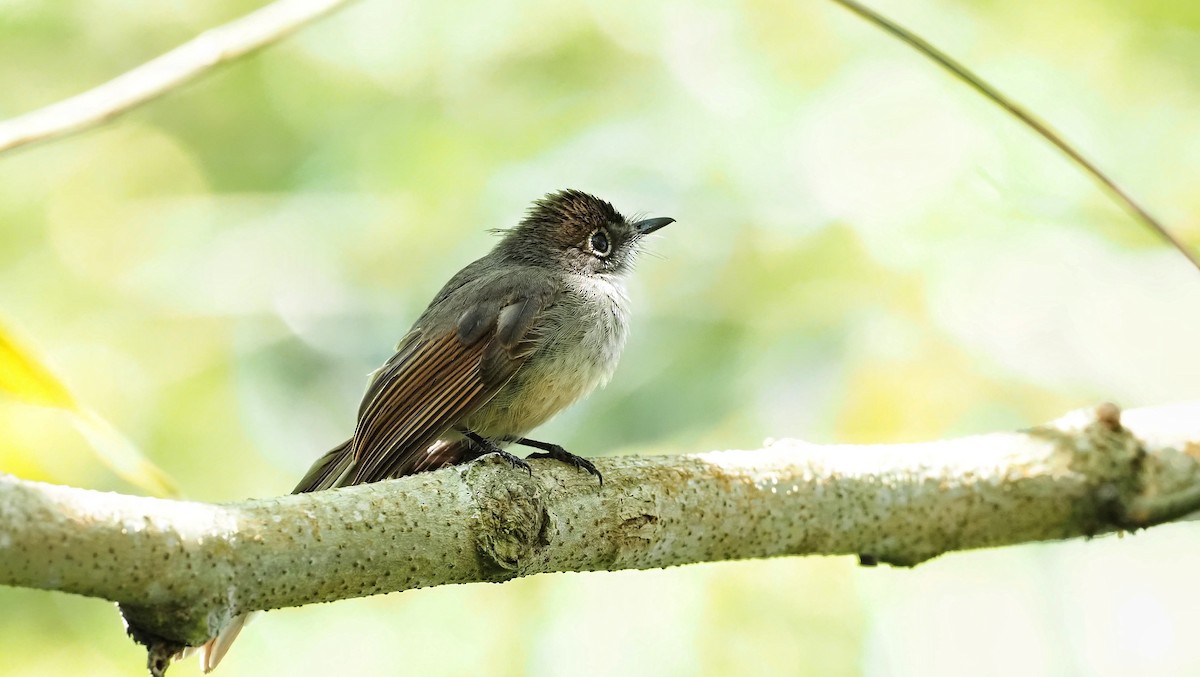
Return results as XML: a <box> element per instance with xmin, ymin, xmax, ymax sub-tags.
<box><xmin>525</xmin><ymin>443</ymin><xmax>602</xmax><ymax>485</ymax></box>
<box><xmin>462</xmin><ymin>430</ymin><xmax>533</xmax><ymax>476</ymax></box>
<box><xmin>489</xmin><ymin>449</ymin><xmax>533</xmax><ymax>476</ymax></box>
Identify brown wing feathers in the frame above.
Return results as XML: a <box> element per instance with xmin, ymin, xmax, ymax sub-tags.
<box><xmin>348</xmin><ymin>332</ymin><xmax>490</xmax><ymax>484</ymax></box>
<box><xmin>293</xmin><ymin>272</ymin><xmax>556</xmax><ymax>492</ymax></box>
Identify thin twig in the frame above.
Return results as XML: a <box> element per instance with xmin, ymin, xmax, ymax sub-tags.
<box><xmin>0</xmin><ymin>0</ymin><xmax>356</xmax><ymax>155</ymax></box>
<box><xmin>830</xmin><ymin>0</ymin><xmax>1200</xmax><ymax>272</ymax></box>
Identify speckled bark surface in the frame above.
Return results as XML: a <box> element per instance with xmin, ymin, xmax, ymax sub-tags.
<box><xmin>2</xmin><ymin>402</ymin><xmax>1199</xmax><ymax>650</ymax></box>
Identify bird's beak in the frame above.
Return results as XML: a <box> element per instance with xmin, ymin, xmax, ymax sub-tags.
<box><xmin>633</xmin><ymin>217</ymin><xmax>675</xmax><ymax>234</ymax></box>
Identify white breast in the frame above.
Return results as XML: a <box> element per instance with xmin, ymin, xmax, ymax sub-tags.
<box><xmin>467</xmin><ymin>274</ymin><xmax>630</xmax><ymax>439</ymax></box>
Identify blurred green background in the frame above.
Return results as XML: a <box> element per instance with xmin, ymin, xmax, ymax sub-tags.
<box><xmin>2</xmin><ymin>0</ymin><xmax>1200</xmax><ymax>674</ymax></box>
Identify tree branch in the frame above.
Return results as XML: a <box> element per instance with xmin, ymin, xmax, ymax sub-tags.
<box><xmin>3</xmin><ymin>401</ymin><xmax>1200</xmax><ymax>658</ymax></box>
<box><xmin>0</xmin><ymin>0</ymin><xmax>355</xmax><ymax>155</ymax></box>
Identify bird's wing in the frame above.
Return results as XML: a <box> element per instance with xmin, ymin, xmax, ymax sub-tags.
<box><xmin>204</xmin><ymin>275</ymin><xmax>545</xmax><ymax>677</ymax></box>
<box><xmin>340</xmin><ymin>271</ymin><xmax>555</xmax><ymax>486</ymax></box>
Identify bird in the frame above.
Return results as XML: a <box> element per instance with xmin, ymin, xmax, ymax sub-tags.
<box><xmin>193</xmin><ymin>189</ymin><xmax>674</xmax><ymax>671</ymax></box>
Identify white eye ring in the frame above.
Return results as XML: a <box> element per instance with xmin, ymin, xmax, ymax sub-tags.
<box><xmin>588</xmin><ymin>228</ymin><xmax>612</xmax><ymax>257</ymax></box>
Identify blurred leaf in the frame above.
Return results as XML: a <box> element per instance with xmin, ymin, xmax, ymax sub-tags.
<box><xmin>0</xmin><ymin>326</ymin><xmax>77</xmax><ymax>409</ymax></box>
<box><xmin>68</xmin><ymin>408</ymin><xmax>179</xmax><ymax>498</ymax></box>
<box><xmin>0</xmin><ymin>322</ymin><xmax>178</xmax><ymax>497</ymax></box>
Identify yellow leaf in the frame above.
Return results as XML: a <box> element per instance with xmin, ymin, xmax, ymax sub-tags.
<box><xmin>0</xmin><ymin>326</ymin><xmax>77</xmax><ymax>409</ymax></box>
<box><xmin>0</xmin><ymin>322</ymin><xmax>178</xmax><ymax>497</ymax></box>
<box><xmin>69</xmin><ymin>408</ymin><xmax>179</xmax><ymax>498</ymax></box>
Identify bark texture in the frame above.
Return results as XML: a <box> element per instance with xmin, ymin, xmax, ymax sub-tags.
<box><xmin>2</xmin><ymin>402</ymin><xmax>1199</xmax><ymax>655</ymax></box>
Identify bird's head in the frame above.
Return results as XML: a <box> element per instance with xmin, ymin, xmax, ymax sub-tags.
<box><xmin>498</xmin><ymin>189</ymin><xmax>674</xmax><ymax>277</ymax></box>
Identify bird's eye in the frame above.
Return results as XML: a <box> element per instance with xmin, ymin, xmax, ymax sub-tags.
<box><xmin>589</xmin><ymin>228</ymin><xmax>611</xmax><ymax>257</ymax></box>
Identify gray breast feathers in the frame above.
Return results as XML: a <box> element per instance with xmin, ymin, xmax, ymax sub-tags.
<box><xmin>464</xmin><ymin>274</ymin><xmax>630</xmax><ymax>438</ymax></box>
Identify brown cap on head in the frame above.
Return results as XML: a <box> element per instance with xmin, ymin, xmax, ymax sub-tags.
<box><xmin>499</xmin><ymin>190</ymin><xmax>673</xmax><ymax>275</ymax></box>
<box><xmin>521</xmin><ymin>189</ymin><xmax>623</xmax><ymax>243</ymax></box>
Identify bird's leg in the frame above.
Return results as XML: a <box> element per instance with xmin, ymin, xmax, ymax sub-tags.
<box><xmin>508</xmin><ymin>437</ymin><xmax>602</xmax><ymax>485</ymax></box>
<box><xmin>461</xmin><ymin>430</ymin><xmax>532</xmax><ymax>476</ymax></box>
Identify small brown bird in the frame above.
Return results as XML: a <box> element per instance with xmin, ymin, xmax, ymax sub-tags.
<box><xmin>195</xmin><ymin>189</ymin><xmax>674</xmax><ymax>670</ymax></box>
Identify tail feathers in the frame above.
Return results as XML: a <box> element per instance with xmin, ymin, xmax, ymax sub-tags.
<box><xmin>293</xmin><ymin>439</ymin><xmax>355</xmax><ymax>493</ymax></box>
<box><xmin>294</xmin><ymin>437</ymin><xmax>473</xmax><ymax>493</ymax></box>
<box><xmin>189</xmin><ymin>436</ymin><xmax>475</xmax><ymax>670</ymax></box>
<box><xmin>178</xmin><ymin>440</ymin><xmax>351</xmax><ymax>672</ymax></box>
<box><xmin>197</xmin><ymin>612</ymin><xmax>253</xmax><ymax>672</ymax></box>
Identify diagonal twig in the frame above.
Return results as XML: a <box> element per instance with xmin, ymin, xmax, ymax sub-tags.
<box><xmin>830</xmin><ymin>0</ymin><xmax>1200</xmax><ymax>272</ymax></box>
<box><xmin>0</xmin><ymin>0</ymin><xmax>356</xmax><ymax>155</ymax></box>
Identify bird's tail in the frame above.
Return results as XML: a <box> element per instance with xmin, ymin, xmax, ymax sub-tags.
<box><xmin>187</xmin><ymin>439</ymin><xmax>355</xmax><ymax>672</ymax></box>
<box><xmin>192</xmin><ymin>437</ymin><xmax>473</xmax><ymax>671</ymax></box>
<box><xmin>292</xmin><ymin>438</ymin><xmax>357</xmax><ymax>493</ymax></box>
<box><xmin>189</xmin><ymin>612</ymin><xmax>251</xmax><ymax>673</ymax></box>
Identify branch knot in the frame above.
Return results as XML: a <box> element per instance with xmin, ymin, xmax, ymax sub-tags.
<box><xmin>464</xmin><ymin>459</ymin><xmax>550</xmax><ymax>576</ymax></box>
